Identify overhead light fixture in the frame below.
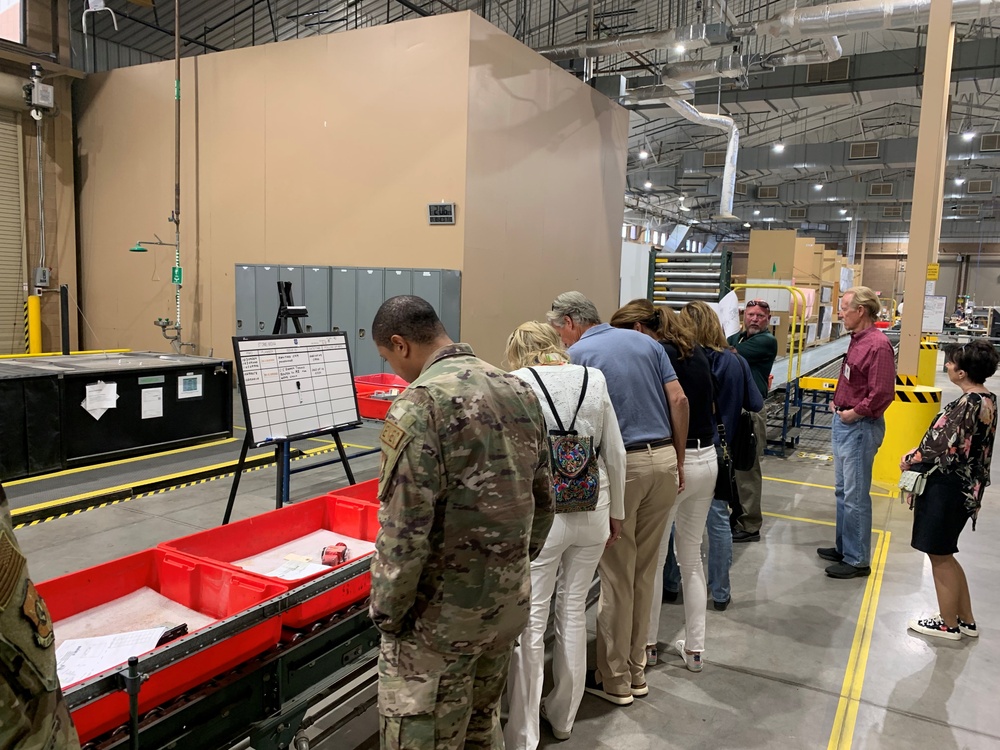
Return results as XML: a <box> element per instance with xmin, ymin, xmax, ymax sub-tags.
<box><xmin>674</xmin><ymin>44</ymin><xmax>685</xmax><ymax>54</ymax></box>
<box><xmin>743</xmin><ymin>222</ymin><xmax>751</xmax><ymax>228</ymax></box>
<box><xmin>679</xmin><ymin>204</ymin><xmax>691</xmax><ymax>212</ymax></box>
<box><xmin>644</xmin><ymin>180</ymin><xmax>653</xmax><ymax>189</ymax></box>
<box><xmin>814</xmin><ymin>183</ymin><xmax>823</xmax><ymax>191</ymax></box>
<box><xmin>845</xmin><ymin>217</ymin><xmax>853</xmax><ymax>222</ymax></box>
<box><xmin>955</xmin><ymin>177</ymin><xmax>966</xmax><ymax>185</ymax></box>
<box><xmin>753</xmin><ymin>209</ymin><xmax>761</xmax><ymax>216</ymax></box>
<box><xmin>773</xmin><ymin>143</ymin><xmax>785</xmax><ymax>153</ymax></box>
<box><xmin>638</xmin><ymin>147</ymin><xmax>650</xmax><ymax>160</ymax></box>
<box><xmin>839</xmin><ymin>208</ymin><xmax>848</xmax><ymax>215</ymax></box>
<box><xmin>963</xmin><ymin>131</ymin><xmax>976</xmax><ymax>142</ymax></box>
<box><xmin>762</xmin><ymin>217</ymin><xmax>776</xmax><ymax>222</ymax></box>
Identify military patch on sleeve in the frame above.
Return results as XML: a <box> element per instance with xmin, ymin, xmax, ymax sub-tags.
<box><xmin>0</xmin><ymin>530</ymin><xmax>26</xmax><ymax>612</ymax></box>
<box><xmin>22</xmin><ymin>581</ymin><xmax>55</xmax><ymax>648</ymax></box>
<box><xmin>380</xmin><ymin>421</ymin><xmax>407</xmax><ymax>450</ymax></box>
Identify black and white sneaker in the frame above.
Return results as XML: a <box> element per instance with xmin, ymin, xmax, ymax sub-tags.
<box><xmin>908</xmin><ymin>615</ymin><xmax>961</xmax><ymax>641</ymax></box>
<box><xmin>958</xmin><ymin>618</ymin><xmax>979</xmax><ymax>638</ymax></box>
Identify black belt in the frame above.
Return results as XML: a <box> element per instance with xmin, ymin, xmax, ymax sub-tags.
<box><xmin>687</xmin><ymin>438</ymin><xmax>713</xmax><ymax>448</ymax></box>
<box><xmin>625</xmin><ymin>437</ymin><xmax>673</xmax><ymax>453</ymax></box>
<box><xmin>835</xmin><ymin>405</ymin><xmax>853</xmax><ymax>412</ymax></box>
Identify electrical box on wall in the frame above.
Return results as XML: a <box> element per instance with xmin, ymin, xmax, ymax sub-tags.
<box><xmin>33</xmin><ymin>267</ymin><xmax>50</xmax><ymax>287</ymax></box>
<box><xmin>31</xmin><ymin>83</ymin><xmax>54</xmax><ymax>109</ymax></box>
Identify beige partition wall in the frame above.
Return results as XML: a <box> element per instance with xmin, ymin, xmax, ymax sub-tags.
<box><xmin>75</xmin><ymin>12</ymin><xmax>628</xmax><ymax>364</ymax></box>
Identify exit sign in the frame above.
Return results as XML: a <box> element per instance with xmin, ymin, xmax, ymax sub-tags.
<box><xmin>171</xmin><ymin>266</ymin><xmax>183</xmax><ymax>285</ymax></box>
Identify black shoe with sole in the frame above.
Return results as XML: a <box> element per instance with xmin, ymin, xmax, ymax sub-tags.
<box><xmin>663</xmin><ymin>589</ymin><xmax>679</xmax><ymax>603</ymax></box>
<box><xmin>713</xmin><ymin>597</ymin><xmax>731</xmax><ymax>611</ymax></box>
<box><xmin>825</xmin><ymin>562</ymin><xmax>871</xmax><ymax>579</ymax></box>
<box><xmin>733</xmin><ymin>530</ymin><xmax>760</xmax><ymax>543</ymax></box>
<box><xmin>817</xmin><ymin>547</ymin><xmax>844</xmax><ymax>563</ymax></box>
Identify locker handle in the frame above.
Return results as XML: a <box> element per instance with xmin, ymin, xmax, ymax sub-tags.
<box><xmin>259</xmin><ymin>321</ymin><xmax>265</xmax><ymax>331</ymax></box>
<box><xmin>359</xmin><ymin>328</ymin><xmax>366</xmax><ymax>339</ymax></box>
<box><xmin>237</xmin><ymin>319</ymin><xmax>243</xmax><ymax>329</ymax></box>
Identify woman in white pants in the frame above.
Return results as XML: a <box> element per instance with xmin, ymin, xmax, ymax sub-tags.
<box><xmin>611</xmin><ymin>300</ymin><xmax>717</xmax><ymax>672</ymax></box>
<box><xmin>503</xmin><ymin>322</ymin><xmax>626</xmax><ymax>748</ymax></box>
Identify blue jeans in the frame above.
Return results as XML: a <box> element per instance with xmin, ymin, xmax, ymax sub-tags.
<box><xmin>663</xmin><ymin>525</ymin><xmax>680</xmax><ymax>595</ymax></box>
<box><xmin>832</xmin><ymin>414</ymin><xmax>886</xmax><ymax>568</ymax></box>
<box><xmin>705</xmin><ymin>499</ymin><xmax>733</xmax><ymax>603</ymax></box>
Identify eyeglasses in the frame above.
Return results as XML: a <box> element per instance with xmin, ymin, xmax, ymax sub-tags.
<box><xmin>746</xmin><ymin>300</ymin><xmax>770</xmax><ymax>312</ymax></box>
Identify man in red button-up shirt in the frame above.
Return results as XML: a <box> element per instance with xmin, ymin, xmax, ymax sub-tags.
<box><xmin>817</xmin><ymin>286</ymin><xmax>896</xmax><ymax>579</ymax></box>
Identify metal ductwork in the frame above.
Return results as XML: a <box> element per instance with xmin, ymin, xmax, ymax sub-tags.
<box><xmin>535</xmin><ymin>23</ymin><xmax>733</xmax><ymax>61</ymax></box>
<box><xmin>661</xmin><ymin>54</ymin><xmax>749</xmax><ymax>83</ymax></box>
<box><xmin>766</xmin><ymin>35</ymin><xmax>842</xmax><ymax>67</ymax></box>
<box><xmin>752</xmin><ymin>0</ymin><xmax>1000</xmax><ymax>39</ymax></box>
<box><xmin>665</xmin><ymin>98</ymin><xmax>739</xmax><ymax>220</ymax></box>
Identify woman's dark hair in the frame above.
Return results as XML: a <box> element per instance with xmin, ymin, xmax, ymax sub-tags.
<box><xmin>944</xmin><ymin>340</ymin><xmax>1000</xmax><ymax>385</ymax></box>
<box><xmin>610</xmin><ymin>298</ymin><xmax>695</xmax><ymax>358</ymax></box>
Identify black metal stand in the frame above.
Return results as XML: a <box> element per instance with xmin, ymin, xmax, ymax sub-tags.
<box><xmin>122</xmin><ymin>656</ymin><xmax>145</xmax><ymax>750</ymax></box>
<box><xmin>222</xmin><ymin>434</ymin><xmax>253</xmax><ymax>525</ymax></box>
<box><xmin>272</xmin><ymin>281</ymin><xmax>308</xmax><ymax>335</ymax></box>
<box><xmin>59</xmin><ymin>284</ymin><xmax>70</xmax><ymax>355</ymax></box>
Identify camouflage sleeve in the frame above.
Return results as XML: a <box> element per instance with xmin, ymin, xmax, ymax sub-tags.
<box><xmin>528</xmin><ymin>419</ymin><xmax>554</xmax><ymax>561</ymax></box>
<box><xmin>370</xmin><ymin>389</ymin><xmax>442</xmax><ymax>636</ymax></box>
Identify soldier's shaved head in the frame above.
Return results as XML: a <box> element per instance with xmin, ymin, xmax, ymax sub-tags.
<box><xmin>372</xmin><ymin>295</ymin><xmax>447</xmax><ymax>348</ymax></box>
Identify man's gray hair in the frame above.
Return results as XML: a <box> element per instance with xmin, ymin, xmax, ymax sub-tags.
<box><xmin>546</xmin><ymin>291</ymin><xmax>602</xmax><ymax>327</ymax></box>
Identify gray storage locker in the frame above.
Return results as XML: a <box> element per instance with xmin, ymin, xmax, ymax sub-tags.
<box><xmin>355</xmin><ymin>269</ymin><xmax>385</xmax><ymax>376</ymax></box>
<box><xmin>278</xmin><ymin>265</ymin><xmax>305</xmax><ymax>307</ymax></box>
<box><xmin>254</xmin><ymin>265</ymin><xmax>279</xmax><ymax>334</ymax></box>
<box><xmin>235</xmin><ymin>264</ymin><xmax>256</xmax><ymax>335</ymax></box>
<box><xmin>303</xmin><ymin>267</ymin><xmax>331</xmax><ymax>333</ymax></box>
<box><xmin>331</xmin><ymin>267</ymin><xmax>357</xmax><ymax>366</ymax></box>
<box><xmin>385</xmin><ymin>269</ymin><xmax>412</xmax><ymax>300</ymax></box>
<box><xmin>440</xmin><ymin>270</ymin><xmax>462</xmax><ymax>341</ymax></box>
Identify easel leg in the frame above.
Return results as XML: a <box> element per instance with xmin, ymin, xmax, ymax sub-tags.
<box><xmin>275</xmin><ymin>443</ymin><xmax>286</xmax><ymax>509</ymax></box>
<box><xmin>223</xmin><ymin>434</ymin><xmax>252</xmax><ymax>525</ymax></box>
<box><xmin>333</xmin><ymin>431</ymin><xmax>356</xmax><ymax>485</ymax></box>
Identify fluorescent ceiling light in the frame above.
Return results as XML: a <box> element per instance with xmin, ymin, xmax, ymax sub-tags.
<box><xmin>753</xmin><ymin>209</ymin><xmax>761</xmax><ymax>215</ymax></box>
<box><xmin>814</xmin><ymin>183</ymin><xmax>823</xmax><ymax>190</ymax></box>
<box><xmin>762</xmin><ymin>217</ymin><xmax>776</xmax><ymax>222</ymax></box>
<box><xmin>773</xmin><ymin>143</ymin><xmax>785</xmax><ymax>153</ymax></box>
<box><xmin>955</xmin><ymin>177</ymin><xmax>966</xmax><ymax>185</ymax></box>
<box><xmin>839</xmin><ymin>208</ymin><xmax>848</xmax><ymax>215</ymax></box>
<box><xmin>963</xmin><ymin>131</ymin><xmax>976</xmax><ymax>141</ymax></box>
<box><xmin>644</xmin><ymin>181</ymin><xmax>653</xmax><ymax>189</ymax></box>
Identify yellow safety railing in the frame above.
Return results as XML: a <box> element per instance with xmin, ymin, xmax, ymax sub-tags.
<box><xmin>884</xmin><ymin>297</ymin><xmax>898</xmax><ymax>320</ymax></box>
<box><xmin>0</xmin><ymin>349</ymin><xmax>131</xmax><ymax>360</ymax></box>
<box><xmin>731</xmin><ymin>284</ymin><xmax>808</xmax><ymax>383</ymax></box>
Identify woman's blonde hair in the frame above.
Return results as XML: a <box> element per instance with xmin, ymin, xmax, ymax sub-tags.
<box><xmin>679</xmin><ymin>301</ymin><xmax>728</xmax><ymax>351</ymax></box>
<box><xmin>505</xmin><ymin>321</ymin><xmax>570</xmax><ymax>370</ymax></box>
<box><xmin>610</xmin><ymin>298</ymin><xmax>695</xmax><ymax>358</ymax></box>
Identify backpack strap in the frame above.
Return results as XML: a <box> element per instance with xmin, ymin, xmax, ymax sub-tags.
<box><xmin>526</xmin><ymin>367</ymin><xmax>567</xmax><ymax>433</ymax></box>
<box><xmin>567</xmin><ymin>366</ymin><xmax>589</xmax><ymax>433</ymax></box>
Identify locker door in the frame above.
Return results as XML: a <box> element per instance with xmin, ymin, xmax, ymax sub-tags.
<box><xmin>331</xmin><ymin>267</ymin><xmax>357</xmax><ymax>368</ymax></box>
<box><xmin>440</xmin><ymin>270</ymin><xmax>462</xmax><ymax>341</ymax></box>
<box><xmin>235</xmin><ymin>264</ymin><xmax>256</xmax><ymax>335</ymax></box>
<box><xmin>254</xmin><ymin>265</ymin><xmax>279</xmax><ymax>335</ymax></box>
<box><xmin>303</xmin><ymin>267</ymin><xmax>331</xmax><ymax>333</ymax></box>
<box><xmin>412</xmin><ymin>270</ymin><xmax>441</xmax><ymax>316</ymax></box>
<box><xmin>355</xmin><ymin>269</ymin><xmax>385</xmax><ymax>376</ymax></box>
<box><xmin>278</xmin><ymin>265</ymin><xmax>305</xmax><ymax>306</ymax></box>
<box><xmin>384</xmin><ymin>269</ymin><xmax>412</xmax><ymax>300</ymax></box>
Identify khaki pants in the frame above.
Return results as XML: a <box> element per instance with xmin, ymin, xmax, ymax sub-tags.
<box><xmin>379</xmin><ymin>633</ymin><xmax>512</xmax><ymax>750</ymax></box>
<box><xmin>595</xmin><ymin>443</ymin><xmax>678</xmax><ymax>694</ymax></box>
<box><xmin>735</xmin><ymin>410</ymin><xmax>766</xmax><ymax>534</ymax></box>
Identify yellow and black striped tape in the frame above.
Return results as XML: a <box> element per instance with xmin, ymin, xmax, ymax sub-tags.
<box><xmin>22</xmin><ymin>302</ymin><xmax>28</xmax><ymax>354</ymax></box>
<box><xmin>920</xmin><ymin>342</ymin><xmax>938</xmax><ymax>350</ymax></box>
<box><xmin>895</xmin><ymin>389</ymin><xmax>942</xmax><ymax>403</ymax></box>
<box><xmin>895</xmin><ymin>374</ymin><xmax>917</xmax><ymax>386</ymax></box>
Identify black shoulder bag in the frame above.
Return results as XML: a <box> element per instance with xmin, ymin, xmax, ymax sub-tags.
<box><xmin>731</xmin><ymin>354</ymin><xmax>759</xmax><ymax>472</ymax></box>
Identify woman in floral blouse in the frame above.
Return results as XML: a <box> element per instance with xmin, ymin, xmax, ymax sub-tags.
<box><xmin>900</xmin><ymin>339</ymin><xmax>998</xmax><ymax>641</ymax></box>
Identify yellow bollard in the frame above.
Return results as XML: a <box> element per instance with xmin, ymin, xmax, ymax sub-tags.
<box><xmin>872</xmin><ymin>385</ymin><xmax>942</xmax><ymax>490</ymax></box>
<box><xmin>917</xmin><ymin>341</ymin><xmax>938</xmax><ymax>386</ymax></box>
<box><xmin>27</xmin><ymin>294</ymin><xmax>42</xmax><ymax>354</ymax></box>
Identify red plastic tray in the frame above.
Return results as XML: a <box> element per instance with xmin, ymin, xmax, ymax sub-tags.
<box><xmin>160</xmin><ymin>495</ymin><xmax>379</xmax><ymax>629</ymax></box>
<box><xmin>330</xmin><ymin>478</ymin><xmax>379</xmax><ymax>505</ymax></box>
<box><xmin>358</xmin><ymin>394</ymin><xmax>393</xmax><ymax>420</ymax></box>
<box><xmin>38</xmin><ymin>548</ymin><xmax>285</xmax><ymax>742</ymax></box>
<box><xmin>355</xmin><ymin>373</ymin><xmax>409</xmax><ymax>388</ymax></box>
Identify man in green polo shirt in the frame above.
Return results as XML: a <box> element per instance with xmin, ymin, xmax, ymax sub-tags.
<box><xmin>727</xmin><ymin>299</ymin><xmax>778</xmax><ymax>543</ymax></box>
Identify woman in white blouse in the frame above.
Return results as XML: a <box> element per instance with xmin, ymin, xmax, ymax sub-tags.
<box><xmin>503</xmin><ymin>321</ymin><xmax>626</xmax><ymax>749</ymax></box>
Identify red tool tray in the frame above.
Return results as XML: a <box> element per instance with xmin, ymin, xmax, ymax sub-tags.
<box><xmin>160</xmin><ymin>495</ymin><xmax>379</xmax><ymax>629</ymax></box>
<box><xmin>330</xmin><ymin>478</ymin><xmax>379</xmax><ymax>504</ymax></box>
<box><xmin>354</xmin><ymin>374</ymin><xmax>407</xmax><ymax>421</ymax></box>
<box><xmin>355</xmin><ymin>373</ymin><xmax>409</xmax><ymax>388</ymax></box>
<box><xmin>38</xmin><ymin>548</ymin><xmax>285</xmax><ymax>742</ymax></box>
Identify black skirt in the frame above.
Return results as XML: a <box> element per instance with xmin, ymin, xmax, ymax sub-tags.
<box><xmin>910</xmin><ymin>471</ymin><xmax>970</xmax><ymax>555</ymax></box>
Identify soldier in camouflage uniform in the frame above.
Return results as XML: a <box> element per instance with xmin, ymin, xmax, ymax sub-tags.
<box><xmin>0</xmin><ymin>483</ymin><xmax>81</xmax><ymax>750</ymax></box>
<box><xmin>369</xmin><ymin>295</ymin><xmax>553</xmax><ymax>750</ymax></box>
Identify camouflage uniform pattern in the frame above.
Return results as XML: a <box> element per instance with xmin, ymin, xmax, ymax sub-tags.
<box><xmin>371</xmin><ymin>343</ymin><xmax>552</xmax><ymax>749</ymax></box>
<box><xmin>0</xmin><ymin>484</ymin><xmax>81</xmax><ymax>750</ymax></box>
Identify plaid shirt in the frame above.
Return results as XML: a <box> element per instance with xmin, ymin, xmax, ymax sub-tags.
<box><xmin>833</xmin><ymin>326</ymin><xmax>896</xmax><ymax>418</ymax></box>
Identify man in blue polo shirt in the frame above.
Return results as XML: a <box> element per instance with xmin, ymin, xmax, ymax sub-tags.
<box><xmin>548</xmin><ymin>291</ymin><xmax>689</xmax><ymax>706</ymax></box>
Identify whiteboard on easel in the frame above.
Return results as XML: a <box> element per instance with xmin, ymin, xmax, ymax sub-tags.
<box><xmin>922</xmin><ymin>295</ymin><xmax>947</xmax><ymax>334</ymax></box>
<box><xmin>233</xmin><ymin>332</ymin><xmax>362</xmax><ymax>447</ymax></box>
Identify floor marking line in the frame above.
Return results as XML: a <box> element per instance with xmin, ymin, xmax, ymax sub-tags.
<box><xmin>764</xmin><ymin>475</ymin><xmax>896</xmax><ymax>498</ymax></box>
<box><xmin>761</xmin><ymin>511</ymin><xmax>837</xmax><ymax>528</ymax></box>
<box><xmin>4</xmin><ymin>438</ymin><xmax>238</xmax><ymax>486</ymax></box>
<box><xmin>827</xmin><ymin>529</ymin><xmax>891</xmax><ymax>750</ymax></box>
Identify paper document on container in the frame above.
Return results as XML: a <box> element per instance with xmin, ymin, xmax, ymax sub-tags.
<box><xmin>262</xmin><ymin>560</ymin><xmax>330</xmax><ymax>580</ymax></box>
<box><xmin>708</xmin><ymin>291</ymin><xmax>741</xmax><ymax>338</ymax></box>
<box><xmin>85</xmin><ymin>381</ymin><xmax>118</xmax><ymax>410</ymax></box>
<box><xmin>56</xmin><ymin>627</ymin><xmax>166</xmax><ymax>687</ymax></box>
<box><xmin>141</xmin><ymin>387</ymin><xmax>163</xmax><ymax>419</ymax></box>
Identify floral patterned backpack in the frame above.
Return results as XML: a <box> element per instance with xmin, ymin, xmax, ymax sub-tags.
<box><xmin>527</xmin><ymin>367</ymin><xmax>600</xmax><ymax>513</ymax></box>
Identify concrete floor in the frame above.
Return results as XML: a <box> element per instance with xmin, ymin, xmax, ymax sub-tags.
<box><xmin>12</xmin><ymin>352</ymin><xmax>1000</xmax><ymax>749</ymax></box>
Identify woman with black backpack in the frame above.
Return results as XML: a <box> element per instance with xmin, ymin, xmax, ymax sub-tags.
<box><xmin>502</xmin><ymin>321</ymin><xmax>626</xmax><ymax>748</ymax></box>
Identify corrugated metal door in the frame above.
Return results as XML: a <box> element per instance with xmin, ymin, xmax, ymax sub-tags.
<box><xmin>0</xmin><ymin>109</ymin><xmax>24</xmax><ymax>355</ymax></box>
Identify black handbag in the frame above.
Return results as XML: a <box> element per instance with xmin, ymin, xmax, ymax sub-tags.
<box><xmin>712</xmin><ymin>374</ymin><xmax>744</xmax><ymax>521</ymax></box>
<box><xmin>731</xmin><ymin>355</ymin><xmax>758</xmax><ymax>472</ymax></box>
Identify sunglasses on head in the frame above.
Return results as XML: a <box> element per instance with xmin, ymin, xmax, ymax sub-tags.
<box><xmin>746</xmin><ymin>299</ymin><xmax>770</xmax><ymax>312</ymax></box>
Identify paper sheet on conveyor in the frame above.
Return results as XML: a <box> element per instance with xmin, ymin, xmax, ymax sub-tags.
<box><xmin>233</xmin><ymin>530</ymin><xmax>376</xmax><ymax>580</ymax></box>
<box><xmin>53</xmin><ymin>587</ymin><xmax>216</xmax><ymax>686</ymax></box>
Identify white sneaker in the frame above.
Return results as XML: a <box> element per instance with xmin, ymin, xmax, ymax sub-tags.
<box><xmin>675</xmin><ymin>639</ymin><xmax>703</xmax><ymax>672</ymax></box>
<box><xmin>540</xmin><ymin>701</ymin><xmax>571</xmax><ymax>741</ymax></box>
<box><xmin>936</xmin><ymin>613</ymin><xmax>980</xmax><ymax>638</ymax></box>
<box><xmin>908</xmin><ymin>615</ymin><xmax>961</xmax><ymax>641</ymax></box>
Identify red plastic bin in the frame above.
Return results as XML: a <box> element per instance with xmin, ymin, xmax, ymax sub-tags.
<box><xmin>355</xmin><ymin>373</ymin><xmax>409</xmax><ymax>388</ymax></box>
<box><xmin>37</xmin><ymin>548</ymin><xmax>285</xmax><ymax>743</ymax></box>
<box><xmin>160</xmin><ymin>495</ymin><xmax>379</xmax><ymax>629</ymax></box>
<box><xmin>358</xmin><ymin>394</ymin><xmax>393</xmax><ymax>420</ymax></box>
<box><xmin>330</xmin><ymin>478</ymin><xmax>379</xmax><ymax>505</ymax></box>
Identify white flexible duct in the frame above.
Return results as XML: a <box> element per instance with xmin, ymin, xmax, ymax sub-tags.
<box><xmin>766</xmin><ymin>35</ymin><xmax>843</xmax><ymax>66</ymax></box>
<box><xmin>755</xmin><ymin>0</ymin><xmax>1000</xmax><ymax>39</ymax></box>
<box><xmin>665</xmin><ymin>98</ymin><xmax>739</xmax><ymax>219</ymax></box>
<box><xmin>661</xmin><ymin>55</ymin><xmax>747</xmax><ymax>83</ymax></box>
